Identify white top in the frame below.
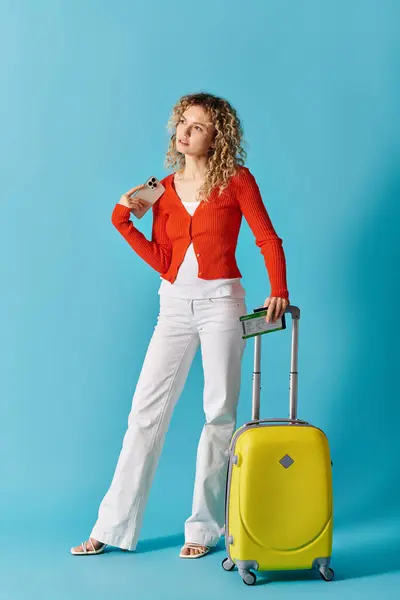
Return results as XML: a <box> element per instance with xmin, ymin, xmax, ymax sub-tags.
<box><xmin>158</xmin><ymin>200</ymin><xmax>246</xmax><ymax>299</ymax></box>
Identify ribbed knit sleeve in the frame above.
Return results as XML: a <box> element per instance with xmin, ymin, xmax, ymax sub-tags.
<box><xmin>111</xmin><ymin>201</ymin><xmax>172</xmax><ymax>275</ymax></box>
<box><xmin>235</xmin><ymin>168</ymin><xmax>290</xmax><ymax>301</ymax></box>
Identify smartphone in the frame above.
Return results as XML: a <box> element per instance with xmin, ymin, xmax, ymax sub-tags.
<box><xmin>130</xmin><ymin>176</ymin><xmax>165</xmax><ymax>219</ymax></box>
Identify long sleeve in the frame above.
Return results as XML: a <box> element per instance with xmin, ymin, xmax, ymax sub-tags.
<box><xmin>235</xmin><ymin>168</ymin><xmax>290</xmax><ymax>301</ymax></box>
<box><xmin>111</xmin><ymin>201</ymin><xmax>172</xmax><ymax>275</ymax></box>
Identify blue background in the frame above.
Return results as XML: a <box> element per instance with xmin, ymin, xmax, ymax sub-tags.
<box><xmin>1</xmin><ymin>0</ymin><xmax>399</xmax><ymax>598</ymax></box>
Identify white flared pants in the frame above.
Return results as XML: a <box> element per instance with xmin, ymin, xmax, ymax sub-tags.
<box><xmin>91</xmin><ymin>295</ymin><xmax>247</xmax><ymax>550</ymax></box>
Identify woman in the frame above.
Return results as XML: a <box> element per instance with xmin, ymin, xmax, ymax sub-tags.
<box><xmin>71</xmin><ymin>92</ymin><xmax>290</xmax><ymax>558</ymax></box>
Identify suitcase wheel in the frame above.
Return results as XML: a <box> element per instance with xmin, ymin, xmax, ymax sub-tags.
<box><xmin>319</xmin><ymin>566</ymin><xmax>334</xmax><ymax>582</ymax></box>
<box><xmin>241</xmin><ymin>571</ymin><xmax>257</xmax><ymax>586</ymax></box>
<box><xmin>221</xmin><ymin>557</ymin><xmax>235</xmax><ymax>571</ymax></box>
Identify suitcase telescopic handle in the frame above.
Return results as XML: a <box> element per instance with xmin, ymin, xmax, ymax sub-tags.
<box><xmin>245</xmin><ymin>418</ymin><xmax>309</xmax><ymax>427</ymax></box>
<box><xmin>251</xmin><ymin>305</ymin><xmax>300</xmax><ymax>421</ymax></box>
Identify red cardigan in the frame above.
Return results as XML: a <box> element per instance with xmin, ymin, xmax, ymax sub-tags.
<box><xmin>111</xmin><ymin>166</ymin><xmax>290</xmax><ymax>301</ymax></box>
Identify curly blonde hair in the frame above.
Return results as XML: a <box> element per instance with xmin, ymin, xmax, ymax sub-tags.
<box><xmin>164</xmin><ymin>92</ymin><xmax>247</xmax><ymax>203</ymax></box>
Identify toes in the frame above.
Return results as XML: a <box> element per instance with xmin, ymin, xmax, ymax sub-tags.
<box><xmin>72</xmin><ymin>539</ymin><xmax>103</xmax><ymax>553</ymax></box>
<box><xmin>190</xmin><ymin>546</ymin><xmax>206</xmax><ymax>555</ymax></box>
<box><xmin>181</xmin><ymin>544</ymin><xmax>207</xmax><ymax>556</ymax></box>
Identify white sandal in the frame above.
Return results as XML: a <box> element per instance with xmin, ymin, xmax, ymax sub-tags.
<box><xmin>179</xmin><ymin>543</ymin><xmax>210</xmax><ymax>559</ymax></box>
<box><xmin>70</xmin><ymin>539</ymin><xmax>106</xmax><ymax>555</ymax></box>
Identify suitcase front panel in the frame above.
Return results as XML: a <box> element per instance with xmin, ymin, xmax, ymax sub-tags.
<box><xmin>226</xmin><ymin>423</ymin><xmax>333</xmax><ymax>569</ymax></box>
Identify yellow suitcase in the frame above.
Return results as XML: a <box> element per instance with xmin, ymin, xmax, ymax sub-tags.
<box><xmin>222</xmin><ymin>305</ymin><xmax>334</xmax><ymax>586</ymax></box>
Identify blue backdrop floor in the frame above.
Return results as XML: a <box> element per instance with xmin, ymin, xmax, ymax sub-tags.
<box><xmin>2</xmin><ymin>519</ymin><xmax>399</xmax><ymax>600</ymax></box>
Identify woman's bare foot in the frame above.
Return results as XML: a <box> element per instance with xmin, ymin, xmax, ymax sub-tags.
<box><xmin>70</xmin><ymin>537</ymin><xmax>106</xmax><ymax>555</ymax></box>
<box><xmin>179</xmin><ymin>543</ymin><xmax>210</xmax><ymax>558</ymax></box>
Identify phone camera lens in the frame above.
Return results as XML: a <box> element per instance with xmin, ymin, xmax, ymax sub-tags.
<box><xmin>151</xmin><ymin>177</ymin><xmax>156</xmax><ymax>182</ymax></box>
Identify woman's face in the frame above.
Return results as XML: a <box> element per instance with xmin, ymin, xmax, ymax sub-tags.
<box><xmin>175</xmin><ymin>105</ymin><xmax>216</xmax><ymax>157</ymax></box>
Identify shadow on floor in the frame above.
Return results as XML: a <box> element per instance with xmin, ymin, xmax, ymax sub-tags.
<box><xmin>129</xmin><ymin>525</ymin><xmax>400</xmax><ymax>585</ymax></box>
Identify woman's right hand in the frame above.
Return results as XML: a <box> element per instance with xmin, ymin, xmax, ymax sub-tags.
<box><xmin>118</xmin><ymin>184</ymin><xmax>147</xmax><ymax>213</ymax></box>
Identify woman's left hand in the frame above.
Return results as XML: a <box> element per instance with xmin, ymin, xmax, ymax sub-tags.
<box><xmin>263</xmin><ymin>296</ymin><xmax>290</xmax><ymax>323</ymax></box>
